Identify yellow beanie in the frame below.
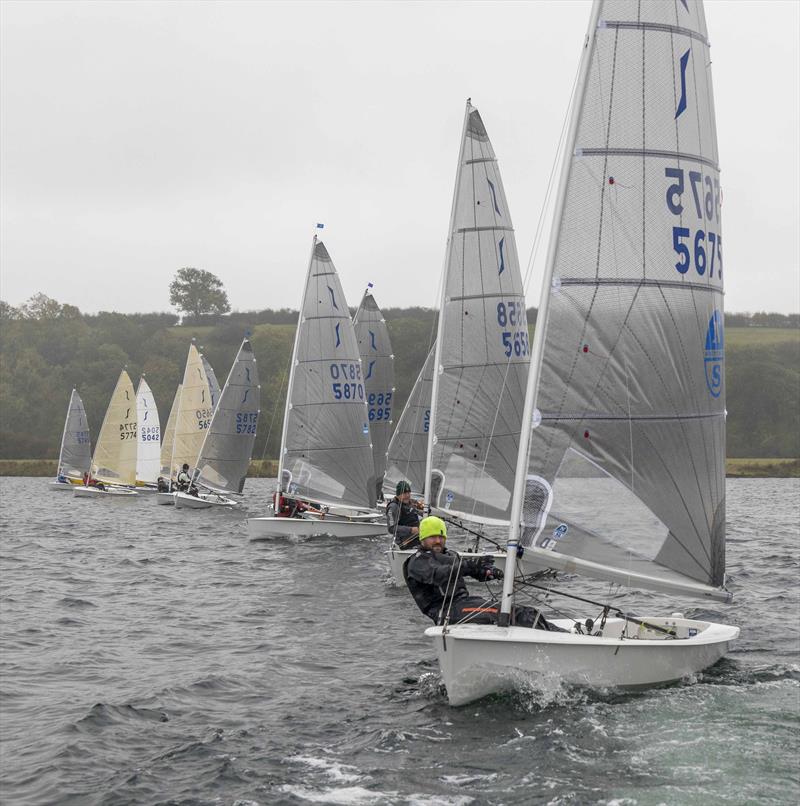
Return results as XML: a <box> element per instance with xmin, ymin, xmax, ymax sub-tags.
<box><xmin>419</xmin><ymin>516</ymin><xmax>447</xmax><ymax>541</ymax></box>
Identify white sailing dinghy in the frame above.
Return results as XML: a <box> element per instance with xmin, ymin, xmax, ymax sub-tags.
<box><xmin>174</xmin><ymin>338</ymin><xmax>260</xmax><ymax>509</ymax></box>
<box><xmin>135</xmin><ymin>376</ymin><xmax>161</xmax><ymax>491</ymax></box>
<box><xmin>74</xmin><ymin>370</ymin><xmax>138</xmax><ymax>498</ymax></box>
<box><xmin>50</xmin><ymin>389</ymin><xmax>91</xmax><ymax>490</ymax></box>
<box><xmin>388</xmin><ymin>101</ymin><xmax>530</xmax><ymax>579</ymax></box>
<box><xmin>247</xmin><ymin>237</ymin><xmax>385</xmax><ymax>539</ymax></box>
<box><xmin>353</xmin><ymin>289</ymin><xmax>395</xmax><ymax>503</ymax></box>
<box><xmin>426</xmin><ymin>0</ymin><xmax>738</xmax><ymax>706</ymax></box>
<box><xmin>156</xmin><ymin>343</ymin><xmax>213</xmax><ymax>505</ymax></box>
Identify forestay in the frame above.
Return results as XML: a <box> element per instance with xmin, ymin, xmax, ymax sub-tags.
<box><xmin>136</xmin><ymin>377</ymin><xmax>161</xmax><ymax>485</ymax></box>
<box><xmin>92</xmin><ymin>370</ymin><xmax>137</xmax><ymax>486</ymax></box>
<box><xmin>279</xmin><ymin>238</ymin><xmax>375</xmax><ymax>510</ymax></box>
<box><xmin>160</xmin><ymin>384</ymin><xmax>182</xmax><ymax>478</ymax></box>
<box><xmin>57</xmin><ymin>389</ymin><xmax>91</xmax><ymax>480</ymax></box>
<box><xmin>427</xmin><ymin>102</ymin><xmax>529</xmax><ymax>525</ymax></box>
<box><xmin>384</xmin><ymin>345</ymin><xmax>434</xmax><ymax>498</ymax></box>
<box><xmin>171</xmin><ymin>344</ymin><xmax>212</xmax><ymax>477</ymax></box>
<box><xmin>195</xmin><ymin>339</ymin><xmax>260</xmax><ymax>494</ymax></box>
<box><xmin>353</xmin><ymin>291</ymin><xmax>394</xmax><ymax>500</ymax></box>
<box><xmin>520</xmin><ymin>0</ymin><xmax>727</xmax><ymax>599</ymax></box>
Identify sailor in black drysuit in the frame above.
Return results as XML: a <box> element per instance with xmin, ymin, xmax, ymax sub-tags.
<box><xmin>405</xmin><ymin>516</ymin><xmax>563</xmax><ymax>630</ymax></box>
<box><xmin>386</xmin><ymin>480</ymin><xmax>422</xmax><ymax>549</ymax></box>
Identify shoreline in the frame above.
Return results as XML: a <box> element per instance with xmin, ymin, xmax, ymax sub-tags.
<box><xmin>0</xmin><ymin>458</ymin><xmax>797</xmax><ymax>479</ymax></box>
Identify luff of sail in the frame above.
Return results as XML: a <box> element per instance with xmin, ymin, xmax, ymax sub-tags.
<box><xmin>58</xmin><ymin>389</ymin><xmax>91</xmax><ymax>479</ymax></box>
<box><xmin>384</xmin><ymin>344</ymin><xmax>434</xmax><ymax>498</ymax></box>
<box><xmin>279</xmin><ymin>238</ymin><xmax>375</xmax><ymax>510</ymax></box>
<box><xmin>91</xmin><ymin>370</ymin><xmax>137</xmax><ymax>486</ymax></box>
<box><xmin>172</xmin><ymin>345</ymin><xmax>212</xmax><ymax>475</ymax></box>
<box><xmin>520</xmin><ymin>0</ymin><xmax>727</xmax><ymax>599</ymax></box>
<box><xmin>353</xmin><ymin>291</ymin><xmax>394</xmax><ymax>501</ymax></box>
<box><xmin>160</xmin><ymin>384</ymin><xmax>182</xmax><ymax>478</ymax></box>
<box><xmin>195</xmin><ymin>339</ymin><xmax>260</xmax><ymax>494</ymax></box>
<box><xmin>136</xmin><ymin>377</ymin><xmax>161</xmax><ymax>485</ymax></box>
<box><xmin>427</xmin><ymin>102</ymin><xmax>529</xmax><ymax>525</ymax></box>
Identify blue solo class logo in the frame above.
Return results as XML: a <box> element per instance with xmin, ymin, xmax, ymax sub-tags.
<box><xmin>704</xmin><ymin>310</ymin><xmax>724</xmax><ymax>398</ymax></box>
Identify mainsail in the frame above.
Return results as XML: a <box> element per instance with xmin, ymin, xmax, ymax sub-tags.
<box><xmin>512</xmin><ymin>0</ymin><xmax>728</xmax><ymax>600</ymax></box>
<box><xmin>171</xmin><ymin>344</ymin><xmax>213</xmax><ymax>477</ymax></box>
<box><xmin>195</xmin><ymin>339</ymin><xmax>260</xmax><ymax>494</ymax></box>
<box><xmin>278</xmin><ymin>238</ymin><xmax>375</xmax><ymax>510</ymax></box>
<box><xmin>426</xmin><ymin>101</ymin><xmax>529</xmax><ymax>525</ymax></box>
<box><xmin>201</xmin><ymin>354</ymin><xmax>221</xmax><ymax>410</ymax></box>
<box><xmin>57</xmin><ymin>389</ymin><xmax>91</xmax><ymax>480</ymax></box>
<box><xmin>384</xmin><ymin>344</ymin><xmax>434</xmax><ymax>498</ymax></box>
<box><xmin>136</xmin><ymin>377</ymin><xmax>161</xmax><ymax>485</ymax></box>
<box><xmin>91</xmin><ymin>370</ymin><xmax>137</xmax><ymax>486</ymax></box>
<box><xmin>353</xmin><ymin>291</ymin><xmax>394</xmax><ymax>500</ymax></box>
<box><xmin>160</xmin><ymin>384</ymin><xmax>182</xmax><ymax>478</ymax></box>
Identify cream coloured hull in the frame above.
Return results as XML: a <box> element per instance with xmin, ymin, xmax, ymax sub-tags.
<box><xmin>174</xmin><ymin>491</ymin><xmax>238</xmax><ymax>510</ymax></box>
<box><xmin>426</xmin><ymin>617</ymin><xmax>739</xmax><ymax>706</ymax></box>
<box><xmin>73</xmin><ymin>485</ymin><xmax>138</xmax><ymax>499</ymax></box>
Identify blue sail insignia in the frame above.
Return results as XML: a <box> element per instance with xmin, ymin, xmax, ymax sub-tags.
<box><xmin>487</xmin><ymin>178</ymin><xmax>502</xmax><ymax>215</ymax></box>
<box><xmin>704</xmin><ymin>309</ymin><xmax>724</xmax><ymax>398</ymax></box>
<box><xmin>675</xmin><ymin>49</ymin><xmax>691</xmax><ymax>119</ymax></box>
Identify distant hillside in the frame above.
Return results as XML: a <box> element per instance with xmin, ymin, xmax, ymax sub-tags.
<box><xmin>0</xmin><ymin>300</ymin><xmax>797</xmax><ymax>461</ymax></box>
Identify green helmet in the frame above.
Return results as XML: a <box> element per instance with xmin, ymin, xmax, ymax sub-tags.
<box><xmin>396</xmin><ymin>480</ymin><xmax>412</xmax><ymax>495</ymax></box>
<box><xmin>419</xmin><ymin>515</ymin><xmax>447</xmax><ymax>542</ymax></box>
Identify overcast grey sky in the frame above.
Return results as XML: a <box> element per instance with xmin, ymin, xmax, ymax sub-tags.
<box><xmin>1</xmin><ymin>0</ymin><xmax>798</xmax><ymax>315</ymax></box>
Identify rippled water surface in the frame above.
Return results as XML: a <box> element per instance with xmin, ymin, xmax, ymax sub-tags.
<box><xmin>1</xmin><ymin>478</ymin><xmax>798</xmax><ymax>805</ymax></box>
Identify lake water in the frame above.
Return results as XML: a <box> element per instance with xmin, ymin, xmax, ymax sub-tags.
<box><xmin>1</xmin><ymin>477</ymin><xmax>798</xmax><ymax>805</ymax></box>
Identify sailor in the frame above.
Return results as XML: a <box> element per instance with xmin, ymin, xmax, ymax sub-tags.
<box><xmin>176</xmin><ymin>464</ymin><xmax>192</xmax><ymax>491</ymax></box>
<box><xmin>157</xmin><ymin>476</ymin><xmax>170</xmax><ymax>493</ymax></box>
<box><xmin>386</xmin><ymin>480</ymin><xmax>423</xmax><ymax>548</ymax></box>
<box><xmin>405</xmin><ymin>516</ymin><xmax>561</xmax><ymax>630</ymax></box>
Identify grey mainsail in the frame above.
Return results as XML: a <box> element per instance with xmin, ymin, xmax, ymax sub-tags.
<box><xmin>514</xmin><ymin>0</ymin><xmax>728</xmax><ymax>599</ymax></box>
<box><xmin>278</xmin><ymin>238</ymin><xmax>375</xmax><ymax>510</ymax></box>
<box><xmin>353</xmin><ymin>291</ymin><xmax>394</xmax><ymax>500</ymax></box>
<box><xmin>426</xmin><ymin>101</ymin><xmax>530</xmax><ymax>525</ymax></box>
<box><xmin>57</xmin><ymin>389</ymin><xmax>91</xmax><ymax>479</ymax></box>
<box><xmin>201</xmin><ymin>355</ymin><xmax>221</xmax><ymax>410</ymax></box>
<box><xmin>160</xmin><ymin>384</ymin><xmax>182</xmax><ymax>478</ymax></box>
<box><xmin>195</xmin><ymin>339</ymin><xmax>260</xmax><ymax>494</ymax></box>
<box><xmin>384</xmin><ymin>344</ymin><xmax>434</xmax><ymax>498</ymax></box>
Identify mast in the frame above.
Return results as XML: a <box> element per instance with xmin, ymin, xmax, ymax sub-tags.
<box><xmin>424</xmin><ymin>100</ymin><xmax>472</xmax><ymax>507</ymax></box>
<box><xmin>276</xmin><ymin>233</ymin><xmax>319</xmax><ymax>498</ymax></box>
<box><xmin>499</xmin><ymin>1</ymin><xmax>603</xmax><ymax>623</ymax></box>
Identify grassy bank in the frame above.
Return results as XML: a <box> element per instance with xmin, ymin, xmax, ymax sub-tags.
<box><xmin>2</xmin><ymin>458</ymin><xmax>797</xmax><ymax>479</ymax></box>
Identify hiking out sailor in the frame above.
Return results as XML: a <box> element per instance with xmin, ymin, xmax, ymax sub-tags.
<box><xmin>157</xmin><ymin>476</ymin><xmax>170</xmax><ymax>493</ymax></box>
<box><xmin>176</xmin><ymin>464</ymin><xmax>192</xmax><ymax>491</ymax></box>
<box><xmin>386</xmin><ymin>480</ymin><xmax>423</xmax><ymax>548</ymax></box>
<box><xmin>405</xmin><ymin>516</ymin><xmax>562</xmax><ymax>630</ymax></box>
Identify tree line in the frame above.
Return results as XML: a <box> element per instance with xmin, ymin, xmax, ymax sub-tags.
<box><xmin>0</xmin><ymin>294</ymin><xmax>797</xmax><ymax>460</ymax></box>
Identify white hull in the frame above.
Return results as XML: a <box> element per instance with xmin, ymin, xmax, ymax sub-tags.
<box><xmin>156</xmin><ymin>492</ymin><xmax>177</xmax><ymax>506</ymax></box>
<box><xmin>174</xmin><ymin>491</ymin><xmax>238</xmax><ymax>510</ymax></box>
<box><xmin>426</xmin><ymin>617</ymin><xmax>739</xmax><ymax>706</ymax></box>
<box><xmin>247</xmin><ymin>516</ymin><xmax>386</xmax><ymax>539</ymax></box>
<box><xmin>50</xmin><ymin>480</ymin><xmax>81</xmax><ymax>491</ymax></box>
<box><xmin>73</xmin><ymin>485</ymin><xmax>138</xmax><ymax>499</ymax></box>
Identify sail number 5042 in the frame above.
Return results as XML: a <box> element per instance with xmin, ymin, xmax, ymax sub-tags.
<box><xmin>665</xmin><ymin>167</ymin><xmax>723</xmax><ymax>279</ymax></box>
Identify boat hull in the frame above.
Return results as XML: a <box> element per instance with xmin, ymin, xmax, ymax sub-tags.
<box><xmin>425</xmin><ymin>617</ymin><xmax>739</xmax><ymax>706</ymax></box>
<box><xmin>50</xmin><ymin>480</ymin><xmax>81</xmax><ymax>491</ymax></box>
<box><xmin>156</xmin><ymin>492</ymin><xmax>177</xmax><ymax>506</ymax></box>
<box><xmin>174</xmin><ymin>492</ymin><xmax>238</xmax><ymax>510</ymax></box>
<box><xmin>247</xmin><ymin>516</ymin><xmax>386</xmax><ymax>539</ymax></box>
<box><xmin>73</xmin><ymin>486</ymin><xmax>138</xmax><ymax>499</ymax></box>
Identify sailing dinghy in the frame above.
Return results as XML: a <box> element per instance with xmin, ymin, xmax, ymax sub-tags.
<box><xmin>51</xmin><ymin>389</ymin><xmax>91</xmax><ymax>490</ymax></box>
<box><xmin>425</xmin><ymin>0</ymin><xmax>738</xmax><ymax>706</ymax></box>
<box><xmin>247</xmin><ymin>237</ymin><xmax>384</xmax><ymax>539</ymax></box>
<box><xmin>135</xmin><ymin>376</ymin><xmax>161</xmax><ymax>491</ymax></box>
<box><xmin>387</xmin><ymin>101</ymin><xmax>531</xmax><ymax>580</ymax></box>
<box><xmin>74</xmin><ymin>370</ymin><xmax>138</xmax><ymax>498</ymax></box>
<box><xmin>174</xmin><ymin>338</ymin><xmax>260</xmax><ymax>509</ymax></box>
<box><xmin>156</xmin><ymin>343</ymin><xmax>213</xmax><ymax>505</ymax></box>
<box><xmin>353</xmin><ymin>290</ymin><xmax>394</xmax><ymax>504</ymax></box>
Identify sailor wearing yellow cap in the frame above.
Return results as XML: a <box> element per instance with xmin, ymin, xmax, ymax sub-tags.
<box><xmin>405</xmin><ymin>515</ymin><xmax>561</xmax><ymax>631</ymax></box>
